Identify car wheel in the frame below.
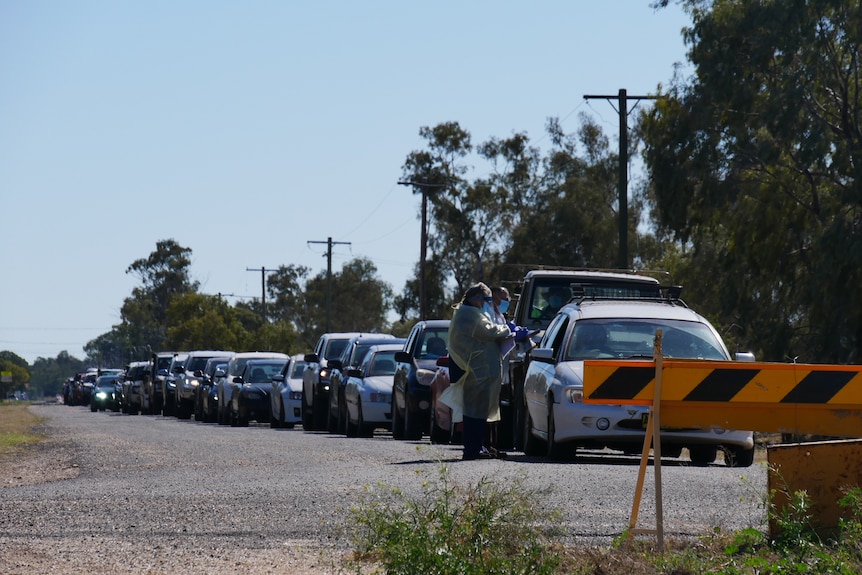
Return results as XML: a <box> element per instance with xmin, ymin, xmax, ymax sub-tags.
<box><xmin>722</xmin><ymin>445</ymin><xmax>754</xmax><ymax>468</ymax></box>
<box><xmin>391</xmin><ymin>394</ymin><xmax>405</xmax><ymax>440</ymax></box>
<box><xmin>312</xmin><ymin>392</ymin><xmax>328</xmax><ymax>431</ymax></box>
<box><xmin>546</xmin><ymin>399</ymin><xmax>574</xmax><ymax>461</ymax></box>
<box><xmin>338</xmin><ymin>393</ymin><xmax>350</xmax><ymax>435</ymax></box>
<box><xmin>346</xmin><ymin>400</ymin><xmax>358</xmax><ymax>438</ymax></box>
<box><xmin>271</xmin><ymin>399</ymin><xmax>284</xmax><ymax>428</ymax></box>
<box><xmin>301</xmin><ymin>390</ymin><xmax>313</xmax><ymax>430</ymax></box>
<box><xmin>404</xmin><ymin>403</ymin><xmax>423</xmax><ymax>440</ymax></box>
<box><xmin>522</xmin><ymin>398</ymin><xmax>544</xmax><ymax>456</ymax></box>
<box><xmin>689</xmin><ymin>445</ymin><xmax>717</xmax><ymax>466</ymax></box>
<box><xmin>357</xmin><ymin>399</ymin><xmax>375</xmax><ymax>438</ymax></box>
<box><xmin>90</xmin><ymin>403</ymin><xmax>97</xmax><ymax>412</ymax></box>
<box><xmin>429</xmin><ymin>404</ymin><xmax>450</xmax><ymax>445</ymax></box>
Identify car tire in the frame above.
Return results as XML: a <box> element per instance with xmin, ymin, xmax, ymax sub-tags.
<box><xmin>301</xmin><ymin>390</ymin><xmax>313</xmax><ymax>430</ymax></box>
<box><xmin>90</xmin><ymin>403</ymin><xmax>97</xmax><ymax>413</ymax></box>
<box><xmin>391</xmin><ymin>394</ymin><xmax>404</xmax><ymax>440</ymax></box>
<box><xmin>326</xmin><ymin>398</ymin><xmax>338</xmax><ymax>433</ymax></box>
<box><xmin>522</xmin><ymin>399</ymin><xmax>544</xmax><ymax>456</ymax></box>
<box><xmin>338</xmin><ymin>393</ymin><xmax>349</xmax><ymax>435</ymax></box>
<box><xmin>403</xmin><ymin>404</ymin><xmax>423</xmax><ymax>440</ymax></box>
<box><xmin>546</xmin><ymin>399</ymin><xmax>573</xmax><ymax>461</ymax></box>
<box><xmin>271</xmin><ymin>399</ymin><xmax>284</xmax><ymax>428</ymax></box>
<box><xmin>312</xmin><ymin>392</ymin><xmax>327</xmax><ymax>432</ymax></box>
<box><xmin>688</xmin><ymin>445</ymin><xmax>717</xmax><ymax>466</ymax></box>
<box><xmin>346</xmin><ymin>400</ymin><xmax>358</xmax><ymax>438</ymax></box>
<box><xmin>722</xmin><ymin>445</ymin><xmax>754</xmax><ymax>468</ymax></box>
<box><xmin>358</xmin><ymin>400</ymin><xmax>375</xmax><ymax>438</ymax></box>
<box><xmin>429</xmin><ymin>405</ymin><xmax>450</xmax><ymax>445</ymax></box>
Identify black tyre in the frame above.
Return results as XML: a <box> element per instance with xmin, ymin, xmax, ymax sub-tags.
<box><xmin>403</xmin><ymin>404</ymin><xmax>424</xmax><ymax>440</ymax></box>
<box><xmin>428</xmin><ymin>404</ymin><xmax>450</xmax><ymax>445</ymax></box>
<box><xmin>391</xmin><ymin>395</ymin><xmax>405</xmax><ymax>440</ymax></box>
<box><xmin>689</xmin><ymin>445</ymin><xmax>717</xmax><ymax>466</ymax></box>
<box><xmin>301</xmin><ymin>390</ymin><xmax>313</xmax><ymax>430</ymax></box>
<box><xmin>546</xmin><ymin>399</ymin><xmax>574</xmax><ymax>461</ymax></box>
<box><xmin>522</xmin><ymin>400</ymin><xmax>544</xmax><ymax>456</ymax></box>
<box><xmin>722</xmin><ymin>445</ymin><xmax>754</xmax><ymax>468</ymax></box>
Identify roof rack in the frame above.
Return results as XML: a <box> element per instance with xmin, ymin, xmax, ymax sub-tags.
<box><xmin>570</xmin><ymin>283</ymin><xmax>688</xmax><ymax>307</ymax></box>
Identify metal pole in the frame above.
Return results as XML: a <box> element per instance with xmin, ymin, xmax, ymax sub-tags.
<box><xmin>618</xmin><ymin>89</ymin><xmax>628</xmax><ymax>270</ymax></box>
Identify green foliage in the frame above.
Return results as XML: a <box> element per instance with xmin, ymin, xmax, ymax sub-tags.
<box><xmin>643</xmin><ymin>0</ymin><xmax>862</xmax><ymax>363</ymax></box>
<box><xmin>27</xmin><ymin>351</ymin><xmax>86</xmax><ymax>397</ymax></box>
<box><xmin>348</xmin><ymin>465</ymin><xmax>562</xmax><ymax>575</ymax></box>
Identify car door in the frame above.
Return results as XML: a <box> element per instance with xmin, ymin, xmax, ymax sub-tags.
<box><xmin>524</xmin><ymin>313</ymin><xmax>569</xmax><ymax>435</ymax></box>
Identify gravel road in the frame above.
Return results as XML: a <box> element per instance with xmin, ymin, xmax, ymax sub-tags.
<box><xmin>0</xmin><ymin>404</ymin><xmax>768</xmax><ymax>574</ymax></box>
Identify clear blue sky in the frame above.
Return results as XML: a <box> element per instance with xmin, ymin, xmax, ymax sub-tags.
<box><xmin>0</xmin><ymin>1</ymin><xmax>692</xmax><ymax>364</ymax></box>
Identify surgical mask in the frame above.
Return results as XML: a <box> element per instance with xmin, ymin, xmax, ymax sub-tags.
<box><xmin>498</xmin><ymin>300</ymin><xmax>510</xmax><ymax>314</ymax></box>
<box><xmin>483</xmin><ymin>302</ymin><xmax>495</xmax><ymax>317</ymax></box>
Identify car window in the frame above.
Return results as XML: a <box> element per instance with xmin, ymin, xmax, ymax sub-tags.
<box><xmin>290</xmin><ymin>362</ymin><xmax>307</xmax><ymax>378</ymax></box>
<box><xmin>419</xmin><ymin>330</ymin><xmax>449</xmax><ymax>359</ymax></box>
<box><xmin>367</xmin><ymin>351</ymin><xmax>398</xmax><ymax>376</ymax></box>
<box><xmin>563</xmin><ymin>319</ymin><xmax>728</xmax><ymax>361</ymax></box>
<box><xmin>324</xmin><ymin>339</ymin><xmax>349</xmax><ymax>360</ymax></box>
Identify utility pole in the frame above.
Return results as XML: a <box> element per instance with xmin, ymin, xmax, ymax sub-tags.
<box><xmin>397</xmin><ymin>180</ymin><xmax>448</xmax><ymax>320</ymax></box>
<box><xmin>246</xmin><ymin>267</ymin><xmax>271</xmax><ymax>323</ymax></box>
<box><xmin>583</xmin><ymin>89</ymin><xmax>657</xmax><ymax>270</ymax></box>
<box><xmin>307</xmin><ymin>237</ymin><xmax>351</xmax><ymax>332</ymax></box>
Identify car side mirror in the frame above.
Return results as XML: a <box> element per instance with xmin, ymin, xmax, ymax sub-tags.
<box><xmin>347</xmin><ymin>368</ymin><xmax>363</xmax><ymax>378</ymax></box>
<box><xmin>214</xmin><ymin>369</ymin><xmax>225</xmax><ymax>378</ymax></box>
<box><xmin>234</xmin><ymin>376</ymin><xmax>244</xmax><ymax>384</ymax></box>
<box><xmin>529</xmin><ymin>348</ymin><xmax>555</xmax><ymax>364</ymax></box>
<box><xmin>304</xmin><ymin>353</ymin><xmax>319</xmax><ymax>363</ymax></box>
<box><xmin>194</xmin><ymin>370</ymin><xmax>204</xmax><ymax>377</ymax></box>
<box><xmin>272</xmin><ymin>374</ymin><xmax>285</xmax><ymax>383</ymax></box>
<box><xmin>394</xmin><ymin>351</ymin><xmax>412</xmax><ymax>364</ymax></box>
<box><xmin>735</xmin><ymin>351</ymin><xmax>756</xmax><ymax>362</ymax></box>
<box><xmin>327</xmin><ymin>359</ymin><xmax>343</xmax><ymax>371</ymax></box>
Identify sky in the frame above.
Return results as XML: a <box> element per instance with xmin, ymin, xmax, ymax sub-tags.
<box><xmin>0</xmin><ymin>1</ymin><xmax>694</xmax><ymax>365</ymax></box>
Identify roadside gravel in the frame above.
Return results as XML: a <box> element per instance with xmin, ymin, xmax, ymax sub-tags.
<box><xmin>0</xmin><ymin>404</ymin><xmax>768</xmax><ymax>574</ymax></box>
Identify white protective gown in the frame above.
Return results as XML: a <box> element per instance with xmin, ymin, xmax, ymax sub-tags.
<box><xmin>441</xmin><ymin>303</ymin><xmax>511</xmax><ymax>421</ymax></box>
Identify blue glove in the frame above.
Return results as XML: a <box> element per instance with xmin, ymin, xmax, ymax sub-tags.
<box><xmin>509</xmin><ymin>323</ymin><xmax>531</xmax><ymax>342</ymax></box>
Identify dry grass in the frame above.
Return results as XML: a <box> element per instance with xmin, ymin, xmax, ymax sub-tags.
<box><xmin>0</xmin><ymin>401</ymin><xmax>44</xmax><ymax>454</ymax></box>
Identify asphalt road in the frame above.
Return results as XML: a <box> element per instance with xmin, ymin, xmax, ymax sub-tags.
<box><xmin>0</xmin><ymin>404</ymin><xmax>768</xmax><ymax>574</ymax></box>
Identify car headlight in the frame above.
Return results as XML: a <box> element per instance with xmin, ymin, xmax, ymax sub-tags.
<box><xmin>96</xmin><ymin>391</ymin><xmax>108</xmax><ymax>400</ymax></box>
<box><xmin>563</xmin><ymin>387</ymin><xmax>584</xmax><ymax>403</ymax></box>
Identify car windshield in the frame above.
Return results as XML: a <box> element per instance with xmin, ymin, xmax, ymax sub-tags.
<box><xmin>290</xmin><ymin>362</ymin><xmax>307</xmax><ymax>378</ymax></box>
<box><xmin>324</xmin><ymin>339</ymin><xmax>349</xmax><ymax>360</ymax></box>
<box><xmin>564</xmin><ymin>318</ymin><xmax>727</xmax><ymax>361</ymax></box>
<box><xmin>367</xmin><ymin>351</ymin><xmax>398</xmax><ymax>376</ymax></box>
<box><xmin>246</xmin><ymin>361</ymin><xmax>287</xmax><ymax>383</ymax></box>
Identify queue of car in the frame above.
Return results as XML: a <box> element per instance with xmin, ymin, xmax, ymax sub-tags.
<box><xmin>61</xmin><ymin>269</ymin><xmax>757</xmax><ymax>467</ymax></box>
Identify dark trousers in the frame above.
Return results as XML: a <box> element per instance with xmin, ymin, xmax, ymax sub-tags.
<box><xmin>463</xmin><ymin>415</ymin><xmax>486</xmax><ymax>459</ymax></box>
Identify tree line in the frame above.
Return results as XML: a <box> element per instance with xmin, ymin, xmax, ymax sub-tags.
<box><xmin>8</xmin><ymin>0</ymin><xmax>862</xmax><ymax>397</ymax></box>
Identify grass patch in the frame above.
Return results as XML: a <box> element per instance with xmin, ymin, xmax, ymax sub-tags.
<box><xmin>347</xmin><ymin>465</ymin><xmax>862</xmax><ymax>575</ymax></box>
<box><xmin>0</xmin><ymin>401</ymin><xmax>44</xmax><ymax>454</ymax></box>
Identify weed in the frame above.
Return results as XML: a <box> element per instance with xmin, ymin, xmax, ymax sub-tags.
<box><xmin>347</xmin><ymin>464</ymin><xmax>563</xmax><ymax>575</ymax></box>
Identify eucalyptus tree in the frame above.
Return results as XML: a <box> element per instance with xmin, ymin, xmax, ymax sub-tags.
<box><xmin>642</xmin><ymin>0</ymin><xmax>862</xmax><ymax>362</ymax></box>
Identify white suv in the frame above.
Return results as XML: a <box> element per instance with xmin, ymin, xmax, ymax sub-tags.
<box><xmin>522</xmin><ymin>288</ymin><xmax>755</xmax><ymax>466</ymax></box>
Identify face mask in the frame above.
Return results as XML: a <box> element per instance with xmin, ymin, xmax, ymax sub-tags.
<box><xmin>498</xmin><ymin>300</ymin><xmax>510</xmax><ymax>314</ymax></box>
<box><xmin>482</xmin><ymin>302</ymin><xmax>495</xmax><ymax>317</ymax></box>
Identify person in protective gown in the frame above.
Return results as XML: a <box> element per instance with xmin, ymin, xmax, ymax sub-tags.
<box><xmin>441</xmin><ymin>283</ymin><xmax>512</xmax><ymax>460</ymax></box>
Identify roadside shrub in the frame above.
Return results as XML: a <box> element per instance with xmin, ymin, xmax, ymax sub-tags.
<box><xmin>347</xmin><ymin>465</ymin><xmax>563</xmax><ymax>575</ymax></box>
